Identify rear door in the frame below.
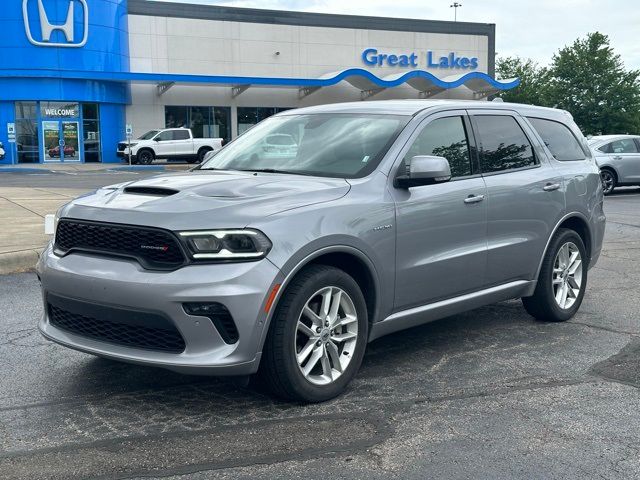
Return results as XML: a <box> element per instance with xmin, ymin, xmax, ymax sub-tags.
<box><xmin>469</xmin><ymin>110</ymin><xmax>565</xmax><ymax>285</ymax></box>
<box><xmin>392</xmin><ymin>110</ymin><xmax>488</xmax><ymax>310</ymax></box>
<box><xmin>172</xmin><ymin>129</ymin><xmax>193</xmax><ymax>157</ymax></box>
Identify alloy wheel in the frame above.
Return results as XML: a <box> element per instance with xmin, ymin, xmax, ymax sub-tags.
<box><xmin>552</xmin><ymin>242</ymin><xmax>583</xmax><ymax>309</ymax></box>
<box><xmin>295</xmin><ymin>286</ymin><xmax>358</xmax><ymax>386</ymax></box>
<box><xmin>600</xmin><ymin>170</ymin><xmax>615</xmax><ymax>194</ymax></box>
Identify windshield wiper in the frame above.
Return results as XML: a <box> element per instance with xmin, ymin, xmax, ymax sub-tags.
<box><xmin>237</xmin><ymin>168</ymin><xmax>311</xmax><ymax>176</ymax></box>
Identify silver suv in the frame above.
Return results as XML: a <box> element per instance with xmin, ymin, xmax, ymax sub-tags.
<box><xmin>37</xmin><ymin>101</ymin><xmax>606</xmax><ymax>402</ymax></box>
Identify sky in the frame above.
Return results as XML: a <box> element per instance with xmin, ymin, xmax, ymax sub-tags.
<box><xmin>161</xmin><ymin>0</ymin><xmax>640</xmax><ymax>70</ymax></box>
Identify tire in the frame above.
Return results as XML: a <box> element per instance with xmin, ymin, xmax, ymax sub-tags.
<box><xmin>522</xmin><ymin>228</ymin><xmax>588</xmax><ymax>322</ymax></box>
<box><xmin>260</xmin><ymin>265</ymin><xmax>368</xmax><ymax>402</ymax></box>
<box><xmin>195</xmin><ymin>148</ymin><xmax>211</xmax><ymax>163</ymax></box>
<box><xmin>137</xmin><ymin>149</ymin><xmax>154</xmax><ymax>165</ymax></box>
<box><xmin>600</xmin><ymin>169</ymin><xmax>616</xmax><ymax>195</ymax></box>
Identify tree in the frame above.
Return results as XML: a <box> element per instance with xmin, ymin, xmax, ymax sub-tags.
<box><xmin>496</xmin><ymin>57</ymin><xmax>550</xmax><ymax>105</ymax></box>
<box><xmin>546</xmin><ymin>32</ymin><xmax>640</xmax><ymax>135</ymax></box>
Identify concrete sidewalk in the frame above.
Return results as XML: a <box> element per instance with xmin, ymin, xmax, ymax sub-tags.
<box><xmin>0</xmin><ymin>186</ymin><xmax>83</xmax><ymax>274</ymax></box>
<box><xmin>0</xmin><ymin>161</ymin><xmax>190</xmax><ymax>174</ymax></box>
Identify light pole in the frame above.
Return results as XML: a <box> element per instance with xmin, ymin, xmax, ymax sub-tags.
<box><xmin>450</xmin><ymin>2</ymin><xmax>462</xmax><ymax>21</ymax></box>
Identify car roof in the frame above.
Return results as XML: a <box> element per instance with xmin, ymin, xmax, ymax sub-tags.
<box><xmin>588</xmin><ymin>134</ymin><xmax>639</xmax><ymax>144</ymax></box>
<box><xmin>276</xmin><ymin>99</ymin><xmax>574</xmax><ymax>121</ymax></box>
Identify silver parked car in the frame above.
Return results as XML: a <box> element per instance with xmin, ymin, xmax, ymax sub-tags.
<box><xmin>37</xmin><ymin>101</ymin><xmax>605</xmax><ymax>402</ymax></box>
<box><xmin>588</xmin><ymin>134</ymin><xmax>640</xmax><ymax>194</ymax></box>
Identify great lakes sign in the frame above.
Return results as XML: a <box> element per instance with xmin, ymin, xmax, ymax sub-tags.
<box><xmin>362</xmin><ymin>48</ymin><xmax>479</xmax><ymax>70</ymax></box>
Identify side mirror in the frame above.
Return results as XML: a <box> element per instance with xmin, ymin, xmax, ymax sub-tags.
<box><xmin>154</xmin><ymin>137</ymin><xmax>161</xmax><ymax>142</ymax></box>
<box><xmin>394</xmin><ymin>155</ymin><xmax>452</xmax><ymax>188</ymax></box>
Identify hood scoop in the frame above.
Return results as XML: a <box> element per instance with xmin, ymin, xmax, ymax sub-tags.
<box><xmin>123</xmin><ymin>186</ymin><xmax>179</xmax><ymax>197</ymax></box>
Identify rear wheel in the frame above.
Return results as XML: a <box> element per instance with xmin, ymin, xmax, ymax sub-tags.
<box><xmin>522</xmin><ymin>228</ymin><xmax>587</xmax><ymax>322</ymax></box>
<box><xmin>137</xmin><ymin>149</ymin><xmax>154</xmax><ymax>165</ymax></box>
<box><xmin>600</xmin><ymin>169</ymin><xmax>616</xmax><ymax>195</ymax></box>
<box><xmin>261</xmin><ymin>265</ymin><xmax>368</xmax><ymax>402</ymax></box>
<box><xmin>195</xmin><ymin>148</ymin><xmax>211</xmax><ymax>163</ymax></box>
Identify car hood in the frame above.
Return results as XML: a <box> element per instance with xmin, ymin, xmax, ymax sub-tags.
<box><xmin>60</xmin><ymin>170</ymin><xmax>351</xmax><ymax>230</ymax></box>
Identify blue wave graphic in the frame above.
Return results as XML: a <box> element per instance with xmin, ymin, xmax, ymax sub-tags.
<box><xmin>0</xmin><ymin>68</ymin><xmax>520</xmax><ymax>90</ymax></box>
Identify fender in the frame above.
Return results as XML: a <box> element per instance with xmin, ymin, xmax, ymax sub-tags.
<box><xmin>531</xmin><ymin>211</ymin><xmax>592</xmax><ymax>287</ymax></box>
<box><xmin>256</xmin><ymin>244</ymin><xmax>382</xmax><ymax>352</ymax></box>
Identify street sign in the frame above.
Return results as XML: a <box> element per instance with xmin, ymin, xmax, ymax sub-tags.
<box><xmin>7</xmin><ymin>122</ymin><xmax>15</xmax><ymax>143</ymax></box>
<box><xmin>126</xmin><ymin>123</ymin><xmax>133</xmax><ymax>138</ymax></box>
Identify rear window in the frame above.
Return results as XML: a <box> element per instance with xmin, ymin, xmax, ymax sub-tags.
<box><xmin>173</xmin><ymin>130</ymin><xmax>190</xmax><ymax>140</ymax></box>
<box><xmin>598</xmin><ymin>139</ymin><xmax>638</xmax><ymax>154</ymax></box>
<box><xmin>527</xmin><ymin>117</ymin><xmax>586</xmax><ymax>161</ymax></box>
<box><xmin>473</xmin><ymin>115</ymin><xmax>537</xmax><ymax>173</ymax></box>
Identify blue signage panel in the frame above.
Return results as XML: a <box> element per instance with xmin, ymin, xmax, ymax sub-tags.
<box><xmin>0</xmin><ymin>1</ymin><xmax>130</xmax><ymax>164</ymax></box>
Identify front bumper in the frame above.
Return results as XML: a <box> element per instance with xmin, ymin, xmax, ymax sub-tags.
<box><xmin>37</xmin><ymin>243</ymin><xmax>283</xmax><ymax>375</ymax></box>
<box><xmin>116</xmin><ymin>150</ymin><xmax>136</xmax><ymax>160</ymax></box>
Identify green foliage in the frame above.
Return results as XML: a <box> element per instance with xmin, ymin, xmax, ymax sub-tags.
<box><xmin>496</xmin><ymin>57</ymin><xmax>549</xmax><ymax>105</ymax></box>
<box><xmin>496</xmin><ymin>32</ymin><xmax>640</xmax><ymax>135</ymax></box>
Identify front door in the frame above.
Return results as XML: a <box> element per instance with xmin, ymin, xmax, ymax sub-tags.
<box><xmin>392</xmin><ymin>111</ymin><xmax>488</xmax><ymax>311</ymax></box>
<box><xmin>42</xmin><ymin>121</ymin><xmax>80</xmax><ymax>162</ymax></box>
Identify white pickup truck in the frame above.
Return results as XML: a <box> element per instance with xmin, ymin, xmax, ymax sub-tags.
<box><xmin>117</xmin><ymin>128</ymin><xmax>223</xmax><ymax>164</ymax></box>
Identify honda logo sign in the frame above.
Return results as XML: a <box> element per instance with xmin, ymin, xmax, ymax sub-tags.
<box><xmin>22</xmin><ymin>0</ymin><xmax>89</xmax><ymax>48</ymax></box>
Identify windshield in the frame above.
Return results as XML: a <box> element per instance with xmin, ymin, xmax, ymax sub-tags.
<box><xmin>138</xmin><ymin>130</ymin><xmax>159</xmax><ymax>140</ymax></box>
<box><xmin>200</xmin><ymin>114</ymin><xmax>409</xmax><ymax>178</ymax></box>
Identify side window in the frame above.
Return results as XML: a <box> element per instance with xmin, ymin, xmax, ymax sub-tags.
<box><xmin>403</xmin><ymin>116</ymin><xmax>472</xmax><ymax>178</ymax></box>
<box><xmin>608</xmin><ymin>139</ymin><xmax>638</xmax><ymax>154</ymax></box>
<box><xmin>155</xmin><ymin>130</ymin><xmax>174</xmax><ymax>142</ymax></box>
<box><xmin>474</xmin><ymin>115</ymin><xmax>537</xmax><ymax>173</ymax></box>
<box><xmin>527</xmin><ymin>117</ymin><xmax>586</xmax><ymax>161</ymax></box>
<box><xmin>173</xmin><ymin>130</ymin><xmax>190</xmax><ymax>141</ymax></box>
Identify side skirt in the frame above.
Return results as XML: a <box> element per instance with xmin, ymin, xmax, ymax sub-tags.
<box><xmin>368</xmin><ymin>280</ymin><xmax>536</xmax><ymax>342</ymax></box>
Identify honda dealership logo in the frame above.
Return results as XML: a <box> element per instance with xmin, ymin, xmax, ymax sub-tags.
<box><xmin>22</xmin><ymin>0</ymin><xmax>89</xmax><ymax>48</ymax></box>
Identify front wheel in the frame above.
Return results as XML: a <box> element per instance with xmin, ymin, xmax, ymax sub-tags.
<box><xmin>261</xmin><ymin>265</ymin><xmax>368</xmax><ymax>402</ymax></box>
<box><xmin>137</xmin><ymin>150</ymin><xmax>154</xmax><ymax>165</ymax></box>
<box><xmin>522</xmin><ymin>228</ymin><xmax>587</xmax><ymax>322</ymax></box>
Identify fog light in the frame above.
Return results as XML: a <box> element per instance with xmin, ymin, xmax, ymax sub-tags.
<box><xmin>183</xmin><ymin>302</ymin><xmax>239</xmax><ymax>344</ymax></box>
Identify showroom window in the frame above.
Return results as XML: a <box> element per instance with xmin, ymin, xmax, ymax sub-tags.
<box><xmin>82</xmin><ymin>103</ymin><xmax>101</xmax><ymax>163</ymax></box>
<box><xmin>15</xmin><ymin>101</ymin><xmax>39</xmax><ymax>164</ymax></box>
<box><xmin>237</xmin><ymin>107</ymin><xmax>291</xmax><ymax>135</ymax></box>
<box><xmin>164</xmin><ymin>106</ymin><xmax>231</xmax><ymax>142</ymax></box>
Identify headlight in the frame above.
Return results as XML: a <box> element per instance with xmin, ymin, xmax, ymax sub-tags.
<box><xmin>178</xmin><ymin>229</ymin><xmax>272</xmax><ymax>261</ymax></box>
<box><xmin>127</xmin><ymin>143</ymin><xmax>138</xmax><ymax>148</ymax></box>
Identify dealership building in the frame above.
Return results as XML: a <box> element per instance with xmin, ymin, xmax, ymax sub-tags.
<box><xmin>0</xmin><ymin>0</ymin><xmax>517</xmax><ymax>165</ymax></box>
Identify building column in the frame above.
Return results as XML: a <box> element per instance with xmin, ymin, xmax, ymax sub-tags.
<box><xmin>230</xmin><ymin>105</ymin><xmax>238</xmax><ymax>139</ymax></box>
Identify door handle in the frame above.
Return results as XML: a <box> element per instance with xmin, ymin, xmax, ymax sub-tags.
<box><xmin>464</xmin><ymin>194</ymin><xmax>485</xmax><ymax>204</ymax></box>
<box><xmin>613</xmin><ymin>156</ymin><xmax>623</xmax><ymax>160</ymax></box>
<box><xmin>543</xmin><ymin>183</ymin><xmax>561</xmax><ymax>192</ymax></box>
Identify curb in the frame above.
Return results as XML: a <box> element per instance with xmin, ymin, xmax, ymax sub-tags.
<box><xmin>0</xmin><ymin>249</ymin><xmax>41</xmax><ymax>275</ymax></box>
<box><xmin>107</xmin><ymin>165</ymin><xmax>167</xmax><ymax>172</ymax></box>
<box><xmin>0</xmin><ymin>167</ymin><xmax>51</xmax><ymax>174</ymax></box>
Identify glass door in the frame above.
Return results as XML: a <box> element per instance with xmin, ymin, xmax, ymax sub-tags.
<box><xmin>42</xmin><ymin>121</ymin><xmax>81</xmax><ymax>162</ymax></box>
<box><xmin>62</xmin><ymin>121</ymin><xmax>80</xmax><ymax>161</ymax></box>
<box><xmin>42</xmin><ymin>121</ymin><xmax>61</xmax><ymax>162</ymax></box>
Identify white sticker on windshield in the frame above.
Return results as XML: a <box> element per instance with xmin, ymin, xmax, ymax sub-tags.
<box><xmin>362</xmin><ymin>155</ymin><xmax>370</xmax><ymax>163</ymax></box>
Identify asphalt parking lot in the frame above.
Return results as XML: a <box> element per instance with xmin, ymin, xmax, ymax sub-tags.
<box><xmin>1</xmin><ymin>189</ymin><xmax>639</xmax><ymax>479</ymax></box>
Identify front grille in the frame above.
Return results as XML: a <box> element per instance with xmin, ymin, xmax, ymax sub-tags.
<box><xmin>117</xmin><ymin>142</ymin><xmax>127</xmax><ymax>151</ymax></box>
<box><xmin>48</xmin><ymin>294</ymin><xmax>186</xmax><ymax>353</ymax></box>
<box><xmin>55</xmin><ymin>219</ymin><xmax>187</xmax><ymax>270</ymax></box>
